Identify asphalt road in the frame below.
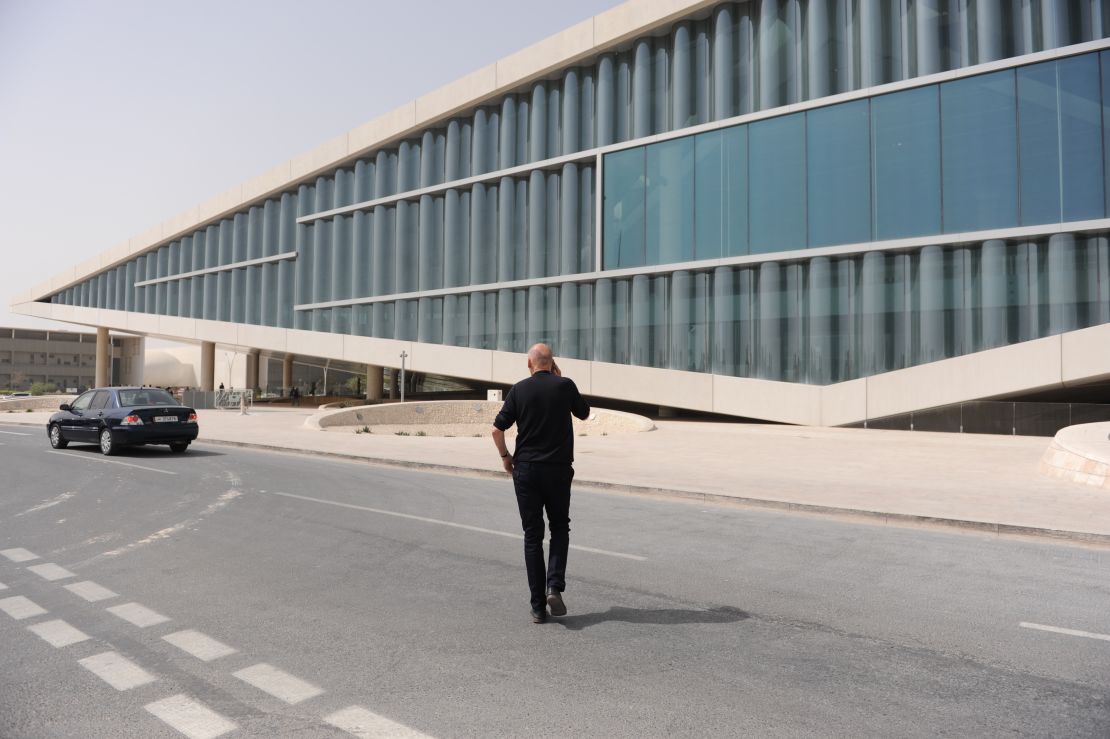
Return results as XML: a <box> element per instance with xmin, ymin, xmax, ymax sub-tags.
<box><xmin>0</xmin><ymin>422</ymin><xmax>1108</xmax><ymax>738</ymax></box>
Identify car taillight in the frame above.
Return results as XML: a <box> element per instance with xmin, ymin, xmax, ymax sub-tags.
<box><xmin>186</xmin><ymin>412</ymin><xmax>198</xmax><ymax>423</ymax></box>
<box><xmin>120</xmin><ymin>415</ymin><xmax>143</xmax><ymax>426</ymax></box>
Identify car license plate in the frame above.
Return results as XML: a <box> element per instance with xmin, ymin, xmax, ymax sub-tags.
<box><xmin>154</xmin><ymin>415</ymin><xmax>178</xmax><ymax>423</ymax></box>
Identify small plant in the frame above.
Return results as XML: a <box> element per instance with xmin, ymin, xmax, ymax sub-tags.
<box><xmin>445</xmin><ymin>434</ymin><xmax>454</xmax><ymax>438</ymax></box>
<box><xmin>25</xmin><ymin>408</ymin><xmax>33</xmax><ymax>413</ymax></box>
<box><xmin>473</xmin><ymin>433</ymin><xmax>482</xmax><ymax>438</ymax></box>
<box><xmin>579</xmin><ymin>432</ymin><xmax>586</xmax><ymax>437</ymax></box>
<box><xmin>395</xmin><ymin>431</ymin><xmax>410</xmax><ymax>436</ymax></box>
<box><xmin>415</xmin><ymin>430</ymin><xmax>426</xmax><ymax>437</ymax></box>
<box><xmin>601</xmin><ymin>431</ymin><xmax>607</xmax><ymax>436</ymax></box>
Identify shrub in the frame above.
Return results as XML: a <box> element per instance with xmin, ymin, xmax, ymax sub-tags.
<box><xmin>29</xmin><ymin>383</ymin><xmax>57</xmax><ymax>396</ymax></box>
<box><xmin>415</xmin><ymin>430</ymin><xmax>426</xmax><ymax>437</ymax></box>
<box><xmin>395</xmin><ymin>431</ymin><xmax>410</xmax><ymax>436</ymax></box>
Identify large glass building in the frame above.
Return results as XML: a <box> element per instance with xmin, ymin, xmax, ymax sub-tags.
<box><xmin>14</xmin><ymin>0</ymin><xmax>1110</xmax><ymax>425</ymax></box>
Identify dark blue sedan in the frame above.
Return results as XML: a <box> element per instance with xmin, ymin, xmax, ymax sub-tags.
<box><xmin>48</xmin><ymin>387</ymin><xmax>199</xmax><ymax>455</ymax></box>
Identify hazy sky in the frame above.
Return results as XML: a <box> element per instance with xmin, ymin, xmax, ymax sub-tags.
<box><xmin>0</xmin><ymin>0</ymin><xmax>618</xmax><ymax>331</ymax></box>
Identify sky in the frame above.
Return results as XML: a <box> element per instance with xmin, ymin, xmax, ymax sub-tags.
<box><xmin>0</xmin><ymin>0</ymin><xmax>618</xmax><ymax>332</ymax></box>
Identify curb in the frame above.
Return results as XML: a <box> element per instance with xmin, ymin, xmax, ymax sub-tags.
<box><xmin>196</xmin><ymin>437</ymin><xmax>1110</xmax><ymax>548</ymax></box>
<box><xmin>5</xmin><ymin>417</ymin><xmax>1107</xmax><ymax>547</ymax></box>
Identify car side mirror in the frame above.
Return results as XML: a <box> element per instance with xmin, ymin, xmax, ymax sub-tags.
<box><xmin>59</xmin><ymin>403</ymin><xmax>71</xmax><ymax>412</ymax></box>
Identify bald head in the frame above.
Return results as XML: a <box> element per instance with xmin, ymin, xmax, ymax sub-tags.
<box><xmin>527</xmin><ymin>343</ymin><xmax>554</xmax><ymax>371</ymax></box>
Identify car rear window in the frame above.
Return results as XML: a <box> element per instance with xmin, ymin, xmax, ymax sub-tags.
<box><xmin>118</xmin><ymin>389</ymin><xmax>176</xmax><ymax>406</ymax></box>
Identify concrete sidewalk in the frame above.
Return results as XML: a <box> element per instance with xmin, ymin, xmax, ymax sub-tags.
<box><xmin>6</xmin><ymin>406</ymin><xmax>1109</xmax><ymax>544</ymax></box>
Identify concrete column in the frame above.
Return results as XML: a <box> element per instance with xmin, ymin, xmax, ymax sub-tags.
<box><xmin>200</xmin><ymin>341</ymin><xmax>216</xmax><ymax>392</ymax></box>
<box><xmin>118</xmin><ymin>336</ymin><xmax>146</xmax><ymax>387</ymax></box>
<box><xmin>95</xmin><ymin>327</ymin><xmax>110</xmax><ymax>388</ymax></box>
<box><xmin>282</xmin><ymin>355</ymin><xmax>294</xmax><ymax>396</ymax></box>
<box><xmin>366</xmin><ymin>364</ymin><xmax>383</xmax><ymax>401</ymax></box>
<box><xmin>245</xmin><ymin>351</ymin><xmax>260</xmax><ymax>392</ymax></box>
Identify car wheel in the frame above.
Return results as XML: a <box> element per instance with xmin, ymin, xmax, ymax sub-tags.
<box><xmin>99</xmin><ymin>428</ymin><xmax>116</xmax><ymax>456</ymax></box>
<box><xmin>49</xmin><ymin>424</ymin><xmax>68</xmax><ymax>450</ymax></box>
<box><xmin>169</xmin><ymin>442</ymin><xmax>189</xmax><ymax>454</ymax></box>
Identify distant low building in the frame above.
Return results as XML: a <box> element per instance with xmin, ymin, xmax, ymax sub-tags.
<box><xmin>0</xmin><ymin>327</ymin><xmax>142</xmax><ymax>391</ymax></box>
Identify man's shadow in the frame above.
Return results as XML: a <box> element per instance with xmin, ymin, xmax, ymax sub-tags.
<box><xmin>555</xmin><ymin>606</ymin><xmax>748</xmax><ymax>631</ymax></box>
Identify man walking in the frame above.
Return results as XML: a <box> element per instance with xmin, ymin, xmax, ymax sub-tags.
<box><xmin>492</xmin><ymin>343</ymin><xmax>591</xmax><ymax>623</ymax></box>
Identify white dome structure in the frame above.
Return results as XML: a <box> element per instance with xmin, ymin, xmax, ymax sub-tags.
<box><xmin>143</xmin><ymin>347</ymin><xmax>198</xmax><ymax>388</ymax></box>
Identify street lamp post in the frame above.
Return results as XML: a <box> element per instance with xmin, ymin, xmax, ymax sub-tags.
<box><xmin>399</xmin><ymin>351</ymin><xmax>408</xmax><ymax>403</ymax></box>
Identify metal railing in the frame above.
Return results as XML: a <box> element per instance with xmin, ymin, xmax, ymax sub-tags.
<box><xmin>214</xmin><ymin>389</ymin><xmax>253</xmax><ymax>411</ymax></box>
<box><xmin>859</xmin><ymin>401</ymin><xmax>1110</xmax><ymax>437</ymax></box>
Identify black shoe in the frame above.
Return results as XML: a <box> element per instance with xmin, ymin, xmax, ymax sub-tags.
<box><xmin>546</xmin><ymin>589</ymin><xmax>567</xmax><ymax>617</ymax></box>
<box><xmin>531</xmin><ymin>608</ymin><xmax>547</xmax><ymax>624</ymax></box>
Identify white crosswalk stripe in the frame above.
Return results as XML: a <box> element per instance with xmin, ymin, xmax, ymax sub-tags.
<box><xmin>27</xmin><ymin>619</ymin><xmax>90</xmax><ymax>648</ymax></box>
<box><xmin>324</xmin><ymin>706</ymin><xmax>435</xmax><ymax>738</ymax></box>
<box><xmin>162</xmin><ymin>630</ymin><xmax>237</xmax><ymax>662</ymax></box>
<box><xmin>0</xmin><ymin>548</ymin><xmax>39</xmax><ymax>562</ymax></box>
<box><xmin>27</xmin><ymin>562</ymin><xmax>76</xmax><ymax>581</ymax></box>
<box><xmin>144</xmin><ymin>694</ymin><xmax>237</xmax><ymax>739</ymax></box>
<box><xmin>64</xmin><ymin>580</ymin><xmax>118</xmax><ymax>602</ymax></box>
<box><xmin>78</xmin><ymin>651</ymin><xmax>157</xmax><ymax>690</ymax></box>
<box><xmin>233</xmin><ymin>663</ymin><xmax>324</xmax><ymax>705</ymax></box>
<box><xmin>0</xmin><ymin>595</ymin><xmax>47</xmax><ymax>620</ymax></box>
<box><xmin>106</xmin><ymin>602</ymin><xmax>170</xmax><ymax>628</ymax></box>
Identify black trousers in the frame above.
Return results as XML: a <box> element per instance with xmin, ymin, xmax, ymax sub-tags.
<box><xmin>512</xmin><ymin>461</ymin><xmax>573</xmax><ymax>611</ymax></box>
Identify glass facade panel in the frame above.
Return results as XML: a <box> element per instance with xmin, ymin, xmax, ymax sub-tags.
<box><xmin>602</xmin><ymin>147</ymin><xmax>645</xmax><ymax>269</ymax></box>
<box><xmin>807</xmin><ymin>99</ymin><xmax>871</xmax><ymax>247</ymax></box>
<box><xmin>1019</xmin><ymin>56</ymin><xmax>1104</xmax><ymax>225</ymax></box>
<box><xmin>872</xmin><ymin>86</ymin><xmax>941</xmax><ymax>240</ymax></box>
<box><xmin>646</xmin><ymin>137</ymin><xmax>695</xmax><ymax>265</ymax></box>
<box><xmin>1018</xmin><ymin>61</ymin><xmax>1065</xmax><ymax>225</ymax></box>
<box><xmin>749</xmin><ymin>112</ymin><xmax>805</xmax><ymax>253</ymax></box>
<box><xmin>1057</xmin><ymin>54</ymin><xmax>1105</xmax><ymax>223</ymax></box>
<box><xmin>941</xmin><ymin>70</ymin><xmax>1018</xmax><ymax>233</ymax></box>
<box><xmin>1103</xmin><ymin>51</ymin><xmax>1110</xmax><ymax>218</ymax></box>
<box><xmin>694</xmin><ymin>126</ymin><xmax>747</xmax><ymax>259</ymax></box>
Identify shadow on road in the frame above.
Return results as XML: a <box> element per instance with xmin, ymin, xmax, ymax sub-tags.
<box><xmin>57</xmin><ymin>445</ymin><xmax>224</xmax><ymax>459</ymax></box>
<box><xmin>555</xmin><ymin>605</ymin><xmax>749</xmax><ymax>631</ymax></box>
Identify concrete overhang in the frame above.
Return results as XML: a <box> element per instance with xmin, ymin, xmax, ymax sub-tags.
<box><xmin>14</xmin><ymin>300</ymin><xmax>1109</xmax><ymax>427</ymax></box>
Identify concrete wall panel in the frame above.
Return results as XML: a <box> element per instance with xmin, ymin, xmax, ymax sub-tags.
<box><xmin>157</xmin><ymin>315</ymin><xmax>197</xmax><ymax>340</ymax></box>
<box><xmin>194</xmin><ymin>319</ymin><xmax>239</xmax><ymax>346</ymax></box>
<box><xmin>1061</xmin><ymin>323</ymin><xmax>1110</xmax><ymax>385</ymax></box>
<box><xmin>820</xmin><ymin>378</ymin><xmax>868</xmax><ymax>427</ymax></box>
<box><xmin>341</xmin><ymin>335</ymin><xmax>411</xmax><ymax>368</ymax></box>
<box><xmin>712</xmin><ymin>375</ymin><xmax>822</xmax><ymax>425</ymax></box>
<box><xmin>348</xmin><ymin>103</ymin><xmax>418</xmax><ymax>158</ymax></box>
<box><xmin>410</xmin><ymin>342</ymin><xmax>493</xmax><ymax>381</ymax></box>
<box><xmin>125</xmin><ymin>312</ymin><xmax>162</xmax><ymax>336</ymax></box>
<box><xmin>594</xmin><ymin>0</ymin><xmax>717</xmax><ymax>47</ymax></box>
<box><xmin>415</xmin><ymin>65</ymin><xmax>499</xmax><ymax>126</ymax></box>
<box><xmin>865</xmin><ymin>336</ymin><xmax>1064</xmax><ymax>419</ymax></box>
<box><xmin>286</xmin><ymin>327</ymin><xmax>345</xmax><ymax>360</ymax></box>
<box><xmin>496</xmin><ymin>20</ymin><xmax>596</xmax><ymax>87</ymax></box>
<box><xmin>592</xmin><ymin>362</ymin><xmax>714</xmax><ymax>412</ymax></box>
<box><xmin>238</xmin><ymin>324</ymin><xmax>288</xmax><ymax>354</ymax></box>
<box><xmin>289</xmin><ymin>133</ymin><xmax>350</xmax><ymax>183</ymax></box>
<box><xmin>241</xmin><ymin>163</ymin><xmax>294</xmax><ymax>204</ymax></box>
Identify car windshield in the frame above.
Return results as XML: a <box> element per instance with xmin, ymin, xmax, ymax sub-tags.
<box><xmin>118</xmin><ymin>389</ymin><xmax>177</xmax><ymax>407</ymax></box>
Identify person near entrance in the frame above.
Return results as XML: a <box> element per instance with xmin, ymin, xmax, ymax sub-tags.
<box><xmin>491</xmin><ymin>343</ymin><xmax>591</xmax><ymax>623</ymax></box>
